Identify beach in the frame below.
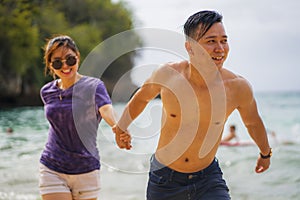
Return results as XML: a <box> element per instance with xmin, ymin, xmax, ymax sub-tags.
<box><xmin>1</xmin><ymin>0</ymin><xmax>300</xmax><ymax>199</ymax></box>
<box><xmin>0</xmin><ymin>92</ymin><xmax>299</xmax><ymax>200</ymax></box>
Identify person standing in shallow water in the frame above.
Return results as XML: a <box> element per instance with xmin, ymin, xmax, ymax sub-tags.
<box><xmin>39</xmin><ymin>35</ymin><xmax>131</xmax><ymax>200</ymax></box>
<box><xmin>114</xmin><ymin>10</ymin><xmax>272</xmax><ymax>199</ymax></box>
<box><xmin>221</xmin><ymin>125</ymin><xmax>238</xmax><ymax>143</ymax></box>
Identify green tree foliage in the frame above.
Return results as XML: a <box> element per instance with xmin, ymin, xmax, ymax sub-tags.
<box><xmin>0</xmin><ymin>0</ymin><xmax>140</xmax><ymax>105</ymax></box>
<box><xmin>0</xmin><ymin>1</ymin><xmax>39</xmax><ymax>75</ymax></box>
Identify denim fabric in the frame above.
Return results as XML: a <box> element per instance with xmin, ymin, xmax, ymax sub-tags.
<box><xmin>147</xmin><ymin>155</ymin><xmax>230</xmax><ymax>200</ymax></box>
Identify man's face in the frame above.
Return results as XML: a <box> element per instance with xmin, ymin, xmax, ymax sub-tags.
<box><xmin>197</xmin><ymin>22</ymin><xmax>229</xmax><ymax>69</ymax></box>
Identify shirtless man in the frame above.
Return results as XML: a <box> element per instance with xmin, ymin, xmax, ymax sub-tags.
<box><xmin>113</xmin><ymin>10</ymin><xmax>272</xmax><ymax>200</ymax></box>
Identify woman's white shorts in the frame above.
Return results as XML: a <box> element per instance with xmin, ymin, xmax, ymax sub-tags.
<box><xmin>39</xmin><ymin>164</ymin><xmax>101</xmax><ymax>200</ymax></box>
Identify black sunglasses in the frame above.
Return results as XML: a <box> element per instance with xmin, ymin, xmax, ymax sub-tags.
<box><xmin>51</xmin><ymin>56</ymin><xmax>77</xmax><ymax>70</ymax></box>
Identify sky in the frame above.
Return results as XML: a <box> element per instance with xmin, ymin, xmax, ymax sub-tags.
<box><xmin>114</xmin><ymin>0</ymin><xmax>300</xmax><ymax>92</ymax></box>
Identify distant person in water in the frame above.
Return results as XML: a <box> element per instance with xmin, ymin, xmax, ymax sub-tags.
<box><xmin>266</xmin><ymin>129</ymin><xmax>294</xmax><ymax>145</ymax></box>
<box><xmin>6</xmin><ymin>127</ymin><xmax>13</xmax><ymax>134</ymax></box>
<box><xmin>221</xmin><ymin>125</ymin><xmax>238</xmax><ymax>143</ymax></box>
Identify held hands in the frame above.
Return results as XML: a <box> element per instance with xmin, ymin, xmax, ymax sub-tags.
<box><xmin>112</xmin><ymin>125</ymin><xmax>132</xmax><ymax>150</ymax></box>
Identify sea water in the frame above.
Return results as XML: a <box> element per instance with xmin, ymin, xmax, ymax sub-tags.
<box><xmin>0</xmin><ymin>92</ymin><xmax>299</xmax><ymax>200</ymax></box>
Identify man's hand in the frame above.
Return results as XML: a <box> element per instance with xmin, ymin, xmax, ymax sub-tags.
<box><xmin>112</xmin><ymin>125</ymin><xmax>132</xmax><ymax>150</ymax></box>
<box><xmin>255</xmin><ymin>156</ymin><xmax>270</xmax><ymax>173</ymax></box>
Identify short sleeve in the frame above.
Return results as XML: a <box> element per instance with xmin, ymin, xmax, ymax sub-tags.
<box><xmin>40</xmin><ymin>81</ymin><xmax>56</xmax><ymax>105</ymax></box>
<box><xmin>95</xmin><ymin>81</ymin><xmax>112</xmax><ymax>109</ymax></box>
<box><xmin>40</xmin><ymin>86</ymin><xmax>46</xmax><ymax>105</ymax></box>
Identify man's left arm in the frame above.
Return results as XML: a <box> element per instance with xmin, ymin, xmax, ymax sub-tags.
<box><xmin>237</xmin><ymin>79</ymin><xmax>271</xmax><ymax>173</ymax></box>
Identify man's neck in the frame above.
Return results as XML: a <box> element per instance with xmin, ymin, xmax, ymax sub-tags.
<box><xmin>189</xmin><ymin>63</ymin><xmax>221</xmax><ymax>86</ymax></box>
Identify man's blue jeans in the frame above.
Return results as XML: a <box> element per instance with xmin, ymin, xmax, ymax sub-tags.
<box><xmin>147</xmin><ymin>155</ymin><xmax>231</xmax><ymax>200</ymax></box>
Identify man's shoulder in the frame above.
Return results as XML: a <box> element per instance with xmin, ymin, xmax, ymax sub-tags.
<box><xmin>158</xmin><ymin>60</ymin><xmax>189</xmax><ymax>74</ymax></box>
<box><xmin>222</xmin><ymin>69</ymin><xmax>254</xmax><ymax>104</ymax></box>
<box><xmin>221</xmin><ymin>69</ymin><xmax>253</xmax><ymax>99</ymax></box>
<box><xmin>146</xmin><ymin>61</ymin><xmax>188</xmax><ymax>86</ymax></box>
<box><xmin>222</xmin><ymin>69</ymin><xmax>249</xmax><ymax>85</ymax></box>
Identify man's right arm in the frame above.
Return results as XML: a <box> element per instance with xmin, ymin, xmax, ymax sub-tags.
<box><xmin>115</xmin><ymin>71</ymin><xmax>161</xmax><ymax>133</ymax></box>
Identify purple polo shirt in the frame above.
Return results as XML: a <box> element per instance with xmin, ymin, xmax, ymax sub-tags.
<box><xmin>40</xmin><ymin>76</ymin><xmax>111</xmax><ymax>174</ymax></box>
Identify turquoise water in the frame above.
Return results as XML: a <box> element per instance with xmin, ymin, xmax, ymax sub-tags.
<box><xmin>0</xmin><ymin>92</ymin><xmax>299</xmax><ymax>200</ymax></box>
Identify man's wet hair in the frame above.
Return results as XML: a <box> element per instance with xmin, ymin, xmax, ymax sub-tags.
<box><xmin>184</xmin><ymin>10</ymin><xmax>223</xmax><ymax>41</ymax></box>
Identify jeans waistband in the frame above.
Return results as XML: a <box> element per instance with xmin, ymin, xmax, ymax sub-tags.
<box><xmin>150</xmin><ymin>154</ymin><xmax>219</xmax><ymax>177</ymax></box>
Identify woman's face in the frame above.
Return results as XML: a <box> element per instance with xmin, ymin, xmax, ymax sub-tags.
<box><xmin>49</xmin><ymin>46</ymin><xmax>79</xmax><ymax>80</ymax></box>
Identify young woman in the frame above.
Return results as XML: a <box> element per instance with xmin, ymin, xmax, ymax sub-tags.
<box><xmin>39</xmin><ymin>35</ymin><xmax>131</xmax><ymax>200</ymax></box>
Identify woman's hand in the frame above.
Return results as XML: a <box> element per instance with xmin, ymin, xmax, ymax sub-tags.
<box><xmin>112</xmin><ymin>125</ymin><xmax>132</xmax><ymax>150</ymax></box>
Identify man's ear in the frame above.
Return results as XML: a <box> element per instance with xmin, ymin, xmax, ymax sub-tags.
<box><xmin>185</xmin><ymin>41</ymin><xmax>193</xmax><ymax>55</ymax></box>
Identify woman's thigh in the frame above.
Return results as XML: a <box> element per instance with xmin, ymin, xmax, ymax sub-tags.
<box><xmin>42</xmin><ymin>193</ymin><xmax>97</xmax><ymax>200</ymax></box>
<box><xmin>42</xmin><ymin>193</ymin><xmax>72</xmax><ymax>200</ymax></box>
